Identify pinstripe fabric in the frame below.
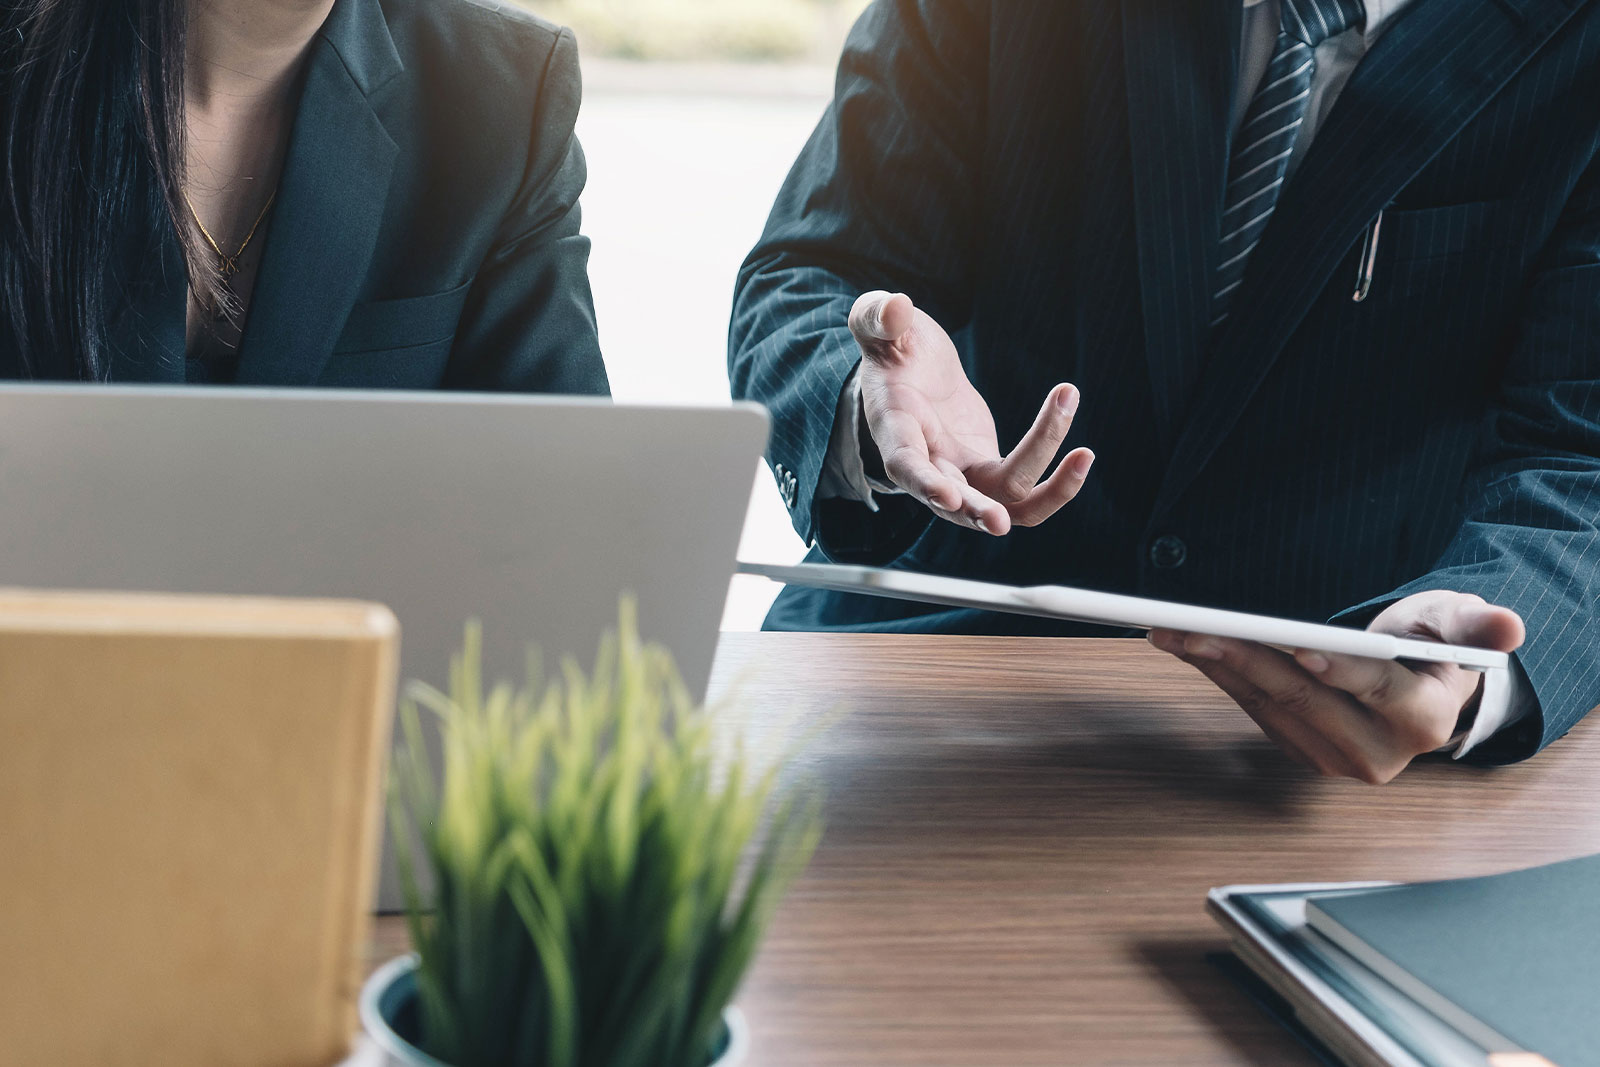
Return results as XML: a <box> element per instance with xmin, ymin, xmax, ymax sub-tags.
<box><xmin>1122</xmin><ymin>0</ymin><xmax>1240</xmax><ymax>443</ymax></box>
<box><xmin>727</xmin><ymin>0</ymin><xmax>1600</xmax><ymax>763</ymax></box>
<box><xmin>1211</xmin><ymin>0</ymin><xmax>1366</xmax><ymax>328</ymax></box>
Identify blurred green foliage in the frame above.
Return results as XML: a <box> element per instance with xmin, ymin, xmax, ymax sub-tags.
<box><xmin>519</xmin><ymin>0</ymin><xmax>870</xmax><ymax>62</ymax></box>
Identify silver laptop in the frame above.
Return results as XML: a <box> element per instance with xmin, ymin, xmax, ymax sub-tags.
<box><xmin>0</xmin><ymin>385</ymin><xmax>768</xmax><ymax>906</ymax></box>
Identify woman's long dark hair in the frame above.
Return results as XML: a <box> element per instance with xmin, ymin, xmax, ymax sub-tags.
<box><xmin>2</xmin><ymin>0</ymin><xmax>218</xmax><ymax>378</ymax></box>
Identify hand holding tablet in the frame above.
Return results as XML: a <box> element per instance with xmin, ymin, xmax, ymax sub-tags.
<box><xmin>1147</xmin><ymin>590</ymin><xmax>1525</xmax><ymax>782</ymax></box>
<box><xmin>741</xmin><ymin>563</ymin><xmax>1524</xmax><ymax>782</ymax></box>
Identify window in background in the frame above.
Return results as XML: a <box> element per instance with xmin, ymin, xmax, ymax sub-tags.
<box><xmin>521</xmin><ymin>0</ymin><xmax>868</xmax><ymax>629</ymax></box>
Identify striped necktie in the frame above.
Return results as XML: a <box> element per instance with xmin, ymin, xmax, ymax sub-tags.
<box><xmin>1212</xmin><ymin>0</ymin><xmax>1366</xmax><ymax>328</ymax></box>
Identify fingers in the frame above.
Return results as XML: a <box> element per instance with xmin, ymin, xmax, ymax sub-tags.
<box><xmin>1292</xmin><ymin>648</ymin><xmax>1423</xmax><ymax>711</ymax></box>
<box><xmin>930</xmin><ymin>457</ymin><xmax>1010</xmax><ymax>534</ymax></box>
<box><xmin>883</xmin><ymin>444</ymin><xmax>1008</xmax><ymax>533</ymax></box>
<box><xmin>1438</xmin><ymin>598</ymin><xmax>1525</xmax><ymax>652</ymax></box>
<box><xmin>995</xmin><ymin>385</ymin><xmax>1080</xmax><ymax>499</ymax></box>
<box><xmin>875</xmin><ymin>408</ymin><xmax>965</xmax><ymax>513</ymax></box>
<box><xmin>964</xmin><ymin>383</ymin><xmax>1094</xmax><ymax>527</ymax></box>
<box><xmin>1180</xmin><ymin>634</ymin><xmax>1359</xmax><ymax>738</ymax></box>
<box><xmin>1371</xmin><ymin>589</ymin><xmax>1525</xmax><ymax>652</ymax></box>
<box><xmin>849</xmin><ymin>291</ymin><xmax>917</xmax><ymax>357</ymax></box>
<box><xmin>1190</xmin><ymin>661</ymin><xmax>1322</xmax><ymax>770</ymax></box>
<box><xmin>1285</xmin><ymin>589</ymin><xmax>1522</xmax><ymax>758</ymax></box>
<box><xmin>928</xmin><ymin>494</ymin><xmax>1010</xmax><ymax>535</ymax></box>
<box><xmin>1292</xmin><ymin>648</ymin><xmax>1464</xmax><ymax>754</ymax></box>
<box><xmin>1149</xmin><ymin>630</ymin><xmax>1427</xmax><ymax>781</ymax></box>
<box><xmin>1148</xmin><ymin>629</ymin><xmax>1327</xmax><ymax>770</ymax></box>
<box><xmin>874</xmin><ymin>409</ymin><xmax>1010</xmax><ymax>530</ymax></box>
<box><xmin>1006</xmin><ymin>448</ymin><xmax>1095</xmax><ymax>527</ymax></box>
<box><xmin>1149</xmin><ymin>628</ymin><xmax>1472</xmax><ymax>782</ymax></box>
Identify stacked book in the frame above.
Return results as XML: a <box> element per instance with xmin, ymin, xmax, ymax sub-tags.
<box><xmin>0</xmin><ymin>590</ymin><xmax>399</xmax><ymax>1067</ymax></box>
<box><xmin>1209</xmin><ymin>854</ymin><xmax>1599</xmax><ymax>1067</ymax></box>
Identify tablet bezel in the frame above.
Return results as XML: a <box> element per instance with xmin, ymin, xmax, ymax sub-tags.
<box><xmin>738</xmin><ymin>562</ymin><xmax>1510</xmax><ymax>673</ymax></box>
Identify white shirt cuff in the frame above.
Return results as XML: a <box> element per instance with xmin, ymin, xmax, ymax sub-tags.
<box><xmin>1449</xmin><ymin>661</ymin><xmax>1536</xmax><ymax>759</ymax></box>
<box><xmin>817</xmin><ymin>365</ymin><xmax>903</xmax><ymax>510</ymax></box>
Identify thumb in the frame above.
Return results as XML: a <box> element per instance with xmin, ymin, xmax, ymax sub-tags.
<box><xmin>1440</xmin><ymin>598</ymin><xmax>1526</xmax><ymax>652</ymax></box>
<box><xmin>849</xmin><ymin>291</ymin><xmax>916</xmax><ymax>348</ymax></box>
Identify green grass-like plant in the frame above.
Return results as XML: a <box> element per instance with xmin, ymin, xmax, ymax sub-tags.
<box><xmin>389</xmin><ymin>599</ymin><xmax>822</xmax><ymax>1067</ymax></box>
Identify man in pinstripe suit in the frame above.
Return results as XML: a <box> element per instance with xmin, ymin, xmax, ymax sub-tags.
<box><xmin>728</xmin><ymin>0</ymin><xmax>1600</xmax><ymax>780</ymax></box>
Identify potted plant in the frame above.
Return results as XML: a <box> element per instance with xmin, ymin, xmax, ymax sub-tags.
<box><xmin>362</xmin><ymin>599</ymin><xmax>822</xmax><ymax>1067</ymax></box>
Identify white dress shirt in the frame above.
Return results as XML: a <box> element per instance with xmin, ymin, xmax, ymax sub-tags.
<box><xmin>810</xmin><ymin>0</ymin><xmax>1535</xmax><ymax>757</ymax></box>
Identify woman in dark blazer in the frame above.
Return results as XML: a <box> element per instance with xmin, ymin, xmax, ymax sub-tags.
<box><xmin>0</xmin><ymin>0</ymin><xmax>608</xmax><ymax>393</ymax></box>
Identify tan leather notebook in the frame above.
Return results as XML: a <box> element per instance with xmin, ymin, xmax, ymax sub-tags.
<box><xmin>0</xmin><ymin>590</ymin><xmax>399</xmax><ymax>1067</ymax></box>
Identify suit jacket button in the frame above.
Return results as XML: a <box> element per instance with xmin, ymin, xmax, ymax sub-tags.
<box><xmin>1149</xmin><ymin>535</ymin><xmax>1188</xmax><ymax>570</ymax></box>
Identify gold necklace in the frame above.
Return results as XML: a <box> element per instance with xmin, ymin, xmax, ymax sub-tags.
<box><xmin>183</xmin><ymin>187</ymin><xmax>277</xmax><ymax>319</ymax></box>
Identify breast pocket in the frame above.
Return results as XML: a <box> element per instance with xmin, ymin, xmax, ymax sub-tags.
<box><xmin>1346</xmin><ymin>199</ymin><xmax>1523</xmax><ymax>391</ymax></box>
<box><xmin>321</xmin><ymin>279</ymin><xmax>476</xmax><ymax>389</ymax></box>
<box><xmin>1368</xmin><ymin>199</ymin><xmax>1516</xmax><ymax>304</ymax></box>
<box><xmin>332</xmin><ymin>279</ymin><xmax>475</xmax><ymax>354</ymax></box>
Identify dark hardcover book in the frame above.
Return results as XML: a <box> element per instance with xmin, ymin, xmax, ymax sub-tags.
<box><xmin>1209</xmin><ymin>882</ymin><xmax>1492</xmax><ymax>1067</ymax></box>
<box><xmin>1206</xmin><ymin>951</ymin><xmax>1345</xmax><ymax>1067</ymax></box>
<box><xmin>1306</xmin><ymin>854</ymin><xmax>1600</xmax><ymax>1067</ymax></box>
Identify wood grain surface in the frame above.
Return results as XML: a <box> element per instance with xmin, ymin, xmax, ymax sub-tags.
<box><xmin>368</xmin><ymin>634</ymin><xmax>1600</xmax><ymax>1066</ymax></box>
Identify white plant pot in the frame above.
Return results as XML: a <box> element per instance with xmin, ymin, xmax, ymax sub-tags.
<box><xmin>358</xmin><ymin>955</ymin><xmax>749</xmax><ymax>1067</ymax></box>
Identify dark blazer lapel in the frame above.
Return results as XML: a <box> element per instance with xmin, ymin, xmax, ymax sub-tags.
<box><xmin>1152</xmin><ymin>0</ymin><xmax>1589</xmax><ymax>516</ymax></box>
<box><xmin>1121</xmin><ymin>0</ymin><xmax>1241</xmax><ymax>441</ymax></box>
<box><xmin>233</xmin><ymin>0</ymin><xmax>402</xmax><ymax>385</ymax></box>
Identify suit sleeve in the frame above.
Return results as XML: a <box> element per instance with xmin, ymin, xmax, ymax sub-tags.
<box><xmin>1335</xmin><ymin>158</ymin><xmax>1600</xmax><ymax>764</ymax></box>
<box><xmin>445</xmin><ymin>27</ymin><xmax>609</xmax><ymax>395</ymax></box>
<box><xmin>727</xmin><ymin>0</ymin><xmax>986</xmax><ymax>560</ymax></box>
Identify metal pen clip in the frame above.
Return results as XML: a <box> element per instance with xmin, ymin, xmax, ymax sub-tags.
<box><xmin>1352</xmin><ymin>209</ymin><xmax>1384</xmax><ymax>303</ymax></box>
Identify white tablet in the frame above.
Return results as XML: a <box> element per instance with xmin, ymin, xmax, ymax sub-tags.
<box><xmin>738</xmin><ymin>562</ymin><xmax>1510</xmax><ymax>673</ymax></box>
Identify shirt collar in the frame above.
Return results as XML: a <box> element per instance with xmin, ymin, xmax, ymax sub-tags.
<box><xmin>1242</xmin><ymin>0</ymin><xmax>1416</xmax><ymax>44</ymax></box>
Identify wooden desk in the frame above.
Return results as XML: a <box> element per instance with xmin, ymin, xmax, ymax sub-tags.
<box><xmin>369</xmin><ymin>634</ymin><xmax>1600</xmax><ymax>1065</ymax></box>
